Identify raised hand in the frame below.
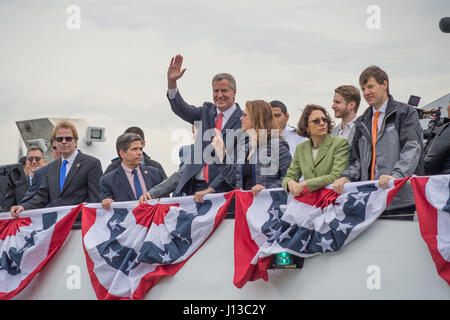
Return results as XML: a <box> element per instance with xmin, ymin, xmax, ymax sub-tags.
<box><xmin>167</xmin><ymin>54</ymin><xmax>187</xmax><ymax>89</ymax></box>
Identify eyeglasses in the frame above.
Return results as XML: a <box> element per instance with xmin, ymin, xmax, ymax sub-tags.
<box><xmin>55</xmin><ymin>136</ymin><xmax>74</xmax><ymax>142</ymax></box>
<box><xmin>309</xmin><ymin>117</ymin><xmax>329</xmax><ymax>125</ymax></box>
<box><xmin>27</xmin><ymin>156</ymin><xmax>42</xmax><ymax>162</ymax></box>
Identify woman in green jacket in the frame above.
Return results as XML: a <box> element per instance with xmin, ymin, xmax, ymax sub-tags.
<box><xmin>282</xmin><ymin>104</ymin><xmax>349</xmax><ymax>196</ymax></box>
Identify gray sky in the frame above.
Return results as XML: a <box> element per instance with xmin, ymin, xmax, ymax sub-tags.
<box><xmin>0</xmin><ymin>0</ymin><xmax>449</xmax><ymax>174</ymax></box>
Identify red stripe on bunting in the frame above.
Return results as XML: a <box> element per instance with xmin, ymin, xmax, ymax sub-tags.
<box><xmin>82</xmin><ymin>192</ymin><xmax>234</xmax><ymax>300</ymax></box>
<box><xmin>233</xmin><ymin>191</ymin><xmax>272</xmax><ymax>289</ymax></box>
<box><xmin>0</xmin><ymin>204</ymin><xmax>81</xmax><ymax>300</ymax></box>
<box><xmin>0</xmin><ymin>218</ymin><xmax>32</xmax><ymax>241</ymax></box>
<box><xmin>411</xmin><ymin>176</ymin><xmax>450</xmax><ymax>286</ymax></box>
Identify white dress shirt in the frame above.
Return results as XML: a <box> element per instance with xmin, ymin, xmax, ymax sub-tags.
<box><xmin>282</xmin><ymin>125</ymin><xmax>308</xmax><ymax>157</ymax></box>
<box><xmin>61</xmin><ymin>150</ymin><xmax>79</xmax><ymax>178</ymax></box>
<box><xmin>336</xmin><ymin>119</ymin><xmax>356</xmax><ymax>140</ymax></box>
<box><xmin>372</xmin><ymin>98</ymin><xmax>389</xmax><ymax>131</ymax></box>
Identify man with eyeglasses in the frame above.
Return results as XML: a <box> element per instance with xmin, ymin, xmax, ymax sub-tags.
<box><xmin>24</xmin><ymin>147</ymin><xmax>46</xmax><ymax>185</ymax></box>
<box><xmin>11</xmin><ymin>120</ymin><xmax>103</xmax><ymax>220</ymax></box>
<box><xmin>4</xmin><ymin>147</ymin><xmax>47</xmax><ymax>207</ymax></box>
<box><xmin>19</xmin><ymin>138</ymin><xmax>62</xmax><ymax>204</ymax></box>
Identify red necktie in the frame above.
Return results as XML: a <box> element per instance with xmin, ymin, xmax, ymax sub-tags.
<box><xmin>370</xmin><ymin>111</ymin><xmax>381</xmax><ymax>180</ymax></box>
<box><xmin>203</xmin><ymin>112</ymin><xmax>223</xmax><ymax>182</ymax></box>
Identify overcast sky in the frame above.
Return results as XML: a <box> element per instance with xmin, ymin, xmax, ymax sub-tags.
<box><xmin>0</xmin><ymin>0</ymin><xmax>449</xmax><ymax>174</ymax></box>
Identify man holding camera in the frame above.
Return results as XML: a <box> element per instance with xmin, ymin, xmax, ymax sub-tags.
<box><xmin>424</xmin><ymin>104</ymin><xmax>450</xmax><ymax>175</ymax></box>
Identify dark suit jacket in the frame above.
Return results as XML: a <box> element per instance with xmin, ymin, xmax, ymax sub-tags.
<box><xmin>100</xmin><ymin>165</ymin><xmax>166</xmax><ymax>202</ymax></box>
<box><xmin>168</xmin><ymin>91</ymin><xmax>243</xmax><ymax>195</ymax></box>
<box><xmin>19</xmin><ymin>166</ymin><xmax>47</xmax><ymax>205</ymax></box>
<box><xmin>20</xmin><ymin>151</ymin><xmax>103</xmax><ymax>210</ymax></box>
<box><xmin>104</xmin><ymin>152</ymin><xmax>167</xmax><ymax>179</ymax></box>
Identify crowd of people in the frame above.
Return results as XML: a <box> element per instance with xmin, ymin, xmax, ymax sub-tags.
<box><xmin>5</xmin><ymin>55</ymin><xmax>450</xmax><ymax>224</ymax></box>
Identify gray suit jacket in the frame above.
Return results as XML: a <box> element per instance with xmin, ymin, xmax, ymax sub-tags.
<box><xmin>21</xmin><ymin>151</ymin><xmax>103</xmax><ymax>210</ymax></box>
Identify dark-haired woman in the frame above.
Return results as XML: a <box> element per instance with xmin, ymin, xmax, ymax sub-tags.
<box><xmin>282</xmin><ymin>104</ymin><xmax>349</xmax><ymax>196</ymax></box>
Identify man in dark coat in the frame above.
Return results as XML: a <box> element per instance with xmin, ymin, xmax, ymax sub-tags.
<box><xmin>100</xmin><ymin>133</ymin><xmax>166</xmax><ymax>210</ymax></box>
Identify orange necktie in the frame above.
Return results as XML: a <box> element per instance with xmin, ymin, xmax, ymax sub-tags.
<box><xmin>370</xmin><ymin>111</ymin><xmax>381</xmax><ymax>180</ymax></box>
<box><xmin>203</xmin><ymin>112</ymin><xmax>224</xmax><ymax>182</ymax></box>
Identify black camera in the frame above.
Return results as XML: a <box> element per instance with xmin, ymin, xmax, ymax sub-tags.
<box><xmin>0</xmin><ymin>163</ymin><xmax>28</xmax><ymax>212</ymax></box>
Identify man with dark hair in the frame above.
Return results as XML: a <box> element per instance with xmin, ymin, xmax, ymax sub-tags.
<box><xmin>104</xmin><ymin>126</ymin><xmax>166</xmax><ymax>178</ymax></box>
<box><xmin>166</xmin><ymin>54</ymin><xmax>243</xmax><ymax>202</ymax></box>
<box><xmin>331</xmin><ymin>85</ymin><xmax>361</xmax><ymax>144</ymax></box>
<box><xmin>333</xmin><ymin>65</ymin><xmax>423</xmax><ymax>220</ymax></box>
<box><xmin>270</xmin><ymin>100</ymin><xmax>307</xmax><ymax>157</ymax></box>
<box><xmin>11</xmin><ymin>120</ymin><xmax>103</xmax><ymax>219</ymax></box>
<box><xmin>24</xmin><ymin>147</ymin><xmax>46</xmax><ymax>185</ymax></box>
<box><xmin>13</xmin><ymin>146</ymin><xmax>47</xmax><ymax>204</ymax></box>
<box><xmin>19</xmin><ymin>139</ymin><xmax>61</xmax><ymax>204</ymax></box>
<box><xmin>100</xmin><ymin>133</ymin><xmax>166</xmax><ymax>210</ymax></box>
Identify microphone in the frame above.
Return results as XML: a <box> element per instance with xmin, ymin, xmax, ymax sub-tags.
<box><xmin>439</xmin><ymin>17</ymin><xmax>450</xmax><ymax>33</ymax></box>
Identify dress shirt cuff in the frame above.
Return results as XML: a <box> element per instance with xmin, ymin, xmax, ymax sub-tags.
<box><xmin>167</xmin><ymin>88</ymin><xmax>178</xmax><ymax>99</ymax></box>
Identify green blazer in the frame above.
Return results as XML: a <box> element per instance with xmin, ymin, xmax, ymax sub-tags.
<box><xmin>282</xmin><ymin>134</ymin><xmax>349</xmax><ymax>193</ymax></box>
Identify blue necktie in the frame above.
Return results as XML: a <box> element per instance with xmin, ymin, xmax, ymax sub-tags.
<box><xmin>132</xmin><ymin>169</ymin><xmax>143</xmax><ymax>199</ymax></box>
<box><xmin>60</xmin><ymin>159</ymin><xmax>68</xmax><ymax>192</ymax></box>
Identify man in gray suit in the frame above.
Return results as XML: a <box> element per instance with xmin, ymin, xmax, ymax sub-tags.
<box><xmin>10</xmin><ymin>120</ymin><xmax>103</xmax><ymax>219</ymax></box>
<box><xmin>166</xmin><ymin>54</ymin><xmax>243</xmax><ymax>203</ymax></box>
<box><xmin>331</xmin><ymin>85</ymin><xmax>361</xmax><ymax>144</ymax></box>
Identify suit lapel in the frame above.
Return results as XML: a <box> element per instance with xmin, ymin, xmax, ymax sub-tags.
<box><xmin>302</xmin><ymin>140</ymin><xmax>315</xmax><ymax>174</ymax></box>
<box><xmin>140</xmin><ymin>167</ymin><xmax>154</xmax><ymax>190</ymax></box>
<box><xmin>314</xmin><ymin>134</ymin><xmax>333</xmax><ymax>167</ymax></box>
<box><xmin>222</xmin><ymin>104</ymin><xmax>242</xmax><ymax>132</ymax></box>
<box><xmin>51</xmin><ymin>158</ymin><xmax>62</xmax><ymax>195</ymax></box>
<box><xmin>118</xmin><ymin>166</ymin><xmax>136</xmax><ymax>200</ymax></box>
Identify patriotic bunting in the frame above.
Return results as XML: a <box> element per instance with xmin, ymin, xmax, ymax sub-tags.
<box><xmin>411</xmin><ymin>175</ymin><xmax>450</xmax><ymax>285</ymax></box>
<box><xmin>1</xmin><ymin>174</ymin><xmax>449</xmax><ymax>299</ymax></box>
<box><xmin>81</xmin><ymin>192</ymin><xmax>234</xmax><ymax>300</ymax></box>
<box><xmin>233</xmin><ymin>177</ymin><xmax>409</xmax><ymax>288</ymax></box>
<box><xmin>0</xmin><ymin>205</ymin><xmax>81</xmax><ymax>299</ymax></box>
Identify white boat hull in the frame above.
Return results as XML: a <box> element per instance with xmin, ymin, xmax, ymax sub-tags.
<box><xmin>13</xmin><ymin>218</ymin><xmax>450</xmax><ymax>300</ymax></box>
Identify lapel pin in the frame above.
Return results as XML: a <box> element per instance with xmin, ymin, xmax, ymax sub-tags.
<box><xmin>76</xmin><ymin>163</ymin><xmax>80</xmax><ymax>167</ymax></box>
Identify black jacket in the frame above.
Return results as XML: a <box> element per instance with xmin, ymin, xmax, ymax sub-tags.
<box><xmin>104</xmin><ymin>152</ymin><xmax>167</xmax><ymax>179</ymax></box>
<box><xmin>424</xmin><ymin>118</ymin><xmax>450</xmax><ymax>175</ymax></box>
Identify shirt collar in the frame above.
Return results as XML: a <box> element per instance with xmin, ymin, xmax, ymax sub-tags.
<box><xmin>372</xmin><ymin>98</ymin><xmax>388</xmax><ymax>115</ymax></box>
<box><xmin>121</xmin><ymin>162</ymin><xmax>139</xmax><ymax>174</ymax></box>
<box><xmin>218</xmin><ymin>104</ymin><xmax>237</xmax><ymax>120</ymax></box>
<box><xmin>62</xmin><ymin>149</ymin><xmax>78</xmax><ymax>163</ymax></box>
<box><xmin>342</xmin><ymin>118</ymin><xmax>356</xmax><ymax>129</ymax></box>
